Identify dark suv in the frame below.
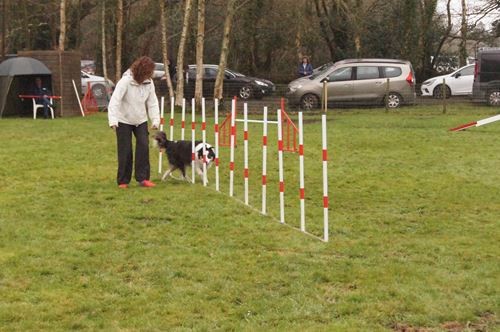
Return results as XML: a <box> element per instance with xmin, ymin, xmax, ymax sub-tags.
<box><xmin>472</xmin><ymin>48</ymin><xmax>500</xmax><ymax>106</ymax></box>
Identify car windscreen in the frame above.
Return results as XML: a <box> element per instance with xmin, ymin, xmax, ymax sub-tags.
<box><xmin>310</xmin><ymin>64</ymin><xmax>334</xmax><ymax>80</ymax></box>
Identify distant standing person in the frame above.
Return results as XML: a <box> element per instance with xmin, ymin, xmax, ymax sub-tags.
<box><xmin>298</xmin><ymin>56</ymin><xmax>313</xmax><ymax>77</ymax></box>
<box><xmin>33</xmin><ymin>77</ymin><xmax>54</xmax><ymax>119</ymax></box>
<box><xmin>108</xmin><ymin>56</ymin><xmax>160</xmax><ymax>188</ymax></box>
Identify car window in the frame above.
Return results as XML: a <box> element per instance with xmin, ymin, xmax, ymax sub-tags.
<box><xmin>356</xmin><ymin>66</ymin><xmax>380</xmax><ymax>80</ymax></box>
<box><xmin>481</xmin><ymin>54</ymin><xmax>500</xmax><ymax>73</ymax></box>
<box><xmin>458</xmin><ymin>66</ymin><xmax>474</xmax><ymax>76</ymax></box>
<box><xmin>188</xmin><ymin>68</ymin><xmax>197</xmax><ymax>79</ymax></box>
<box><xmin>383</xmin><ymin>67</ymin><xmax>402</xmax><ymax>78</ymax></box>
<box><xmin>205</xmin><ymin>67</ymin><xmax>218</xmax><ymax>79</ymax></box>
<box><xmin>155</xmin><ymin>63</ymin><xmax>164</xmax><ymax>71</ymax></box>
<box><xmin>327</xmin><ymin>67</ymin><xmax>352</xmax><ymax>82</ymax></box>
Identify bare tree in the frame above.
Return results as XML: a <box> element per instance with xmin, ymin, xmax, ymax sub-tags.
<box><xmin>1</xmin><ymin>0</ymin><xmax>7</xmax><ymax>59</ymax></box>
<box><xmin>214</xmin><ymin>0</ymin><xmax>238</xmax><ymax>101</ymax></box>
<box><xmin>101</xmin><ymin>0</ymin><xmax>108</xmax><ymax>80</ymax></box>
<box><xmin>58</xmin><ymin>0</ymin><xmax>66</xmax><ymax>51</ymax></box>
<box><xmin>115</xmin><ymin>0</ymin><xmax>123</xmax><ymax>82</ymax></box>
<box><xmin>194</xmin><ymin>0</ymin><xmax>206</xmax><ymax>107</ymax></box>
<box><xmin>459</xmin><ymin>0</ymin><xmax>468</xmax><ymax>66</ymax></box>
<box><xmin>175</xmin><ymin>0</ymin><xmax>193</xmax><ymax>105</ymax></box>
<box><xmin>159</xmin><ymin>0</ymin><xmax>175</xmax><ymax>99</ymax></box>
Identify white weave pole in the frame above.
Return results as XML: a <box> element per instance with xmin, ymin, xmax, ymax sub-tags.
<box><xmin>181</xmin><ymin>98</ymin><xmax>186</xmax><ymax>140</ymax></box>
<box><xmin>261</xmin><ymin>106</ymin><xmax>268</xmax><ymax>215</ymax></box>
<box><xmin>158</xmin><ymin>96</ymin><xmax>165</xmax><ymax>174</ymax></box>
<box><xmin>202</xmin><ymin>97</ymin><xmax>207</xmax><ymax>186</ymax></box>
<box><xmin>169</xmin><ymin>96</ymin><xmax>175</xmax><ymax>141</ymax></box>
<box><xmin>277</xmin><ymin>109</ymin><xmax>285</xmax><ymax>224</ymax></box>
<box><xmin>322</xmin><ymin>114</ymin><xmax>329</xmax><ymax>242</ymax></box>
<box><xmin>214</xmin><ymin>99</ymin><xmax>220</xmax><ymax>192</ymax></box>
<box><xmin>229</xmin><ymin>97</ymin><xmax>236</xmax><ymax>197</ymax></box>
<box><xmin>298</xmin><ymin>111</ymin><xmax>305</xmax><ymax>232</ymax></box>
<box><xmin>191</xmin><ymin>98</ymin><xmax>196</xmax><ymax>184</ymax></box>
<box><xmin>243</xmin><ymin>103</ymin><xmax>249</xmax><ymax>205</ymax></box>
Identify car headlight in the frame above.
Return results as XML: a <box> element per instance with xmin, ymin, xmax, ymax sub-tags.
<box><xmin>255</xmin><ymin>80</ymin><xmax>268</xmax><ymax>87</ymax></box>
<box><xmin>422</xmin><ymin>79</ymin><xmax>435</xmax><ymax>86</ymax></box>
<box><xmin>288</xmin><ymin>84</ymin><xmax>302</xmax><ymax>93</ymax></box>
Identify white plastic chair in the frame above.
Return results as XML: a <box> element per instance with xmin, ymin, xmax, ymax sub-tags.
<box><xmin>32</xmin><ymin>97</ymin><xmax>54</xmax><ymax>119</ymax></box>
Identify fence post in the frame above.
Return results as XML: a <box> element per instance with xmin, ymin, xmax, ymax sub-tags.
<box><xmin>442</xmin><ymin>78</ymin><xmax>447</xmax><ymax>114</ymax></box>
<box><xmin>385</xmin><ymin>78</ymin><xmax>390</xmax><ymax>112</ymax></box>
<box><xmin>323</xmin><ymin>80</ymin><xmax>328</xmax><ymax>112</ymax></box>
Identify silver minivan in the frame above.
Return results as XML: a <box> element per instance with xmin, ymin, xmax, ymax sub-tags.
<box><xmin>287</xmin><ymin>59</ymin><xmax>416</xmax><ymax>109</ymax></box>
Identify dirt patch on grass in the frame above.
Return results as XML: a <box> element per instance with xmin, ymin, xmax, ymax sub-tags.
<box><xmin>392</xmin><ymin>312</ymin><xmax>497</xmax><ymax>332</ymax></box>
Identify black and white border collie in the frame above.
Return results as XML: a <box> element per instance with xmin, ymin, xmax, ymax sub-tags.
<box><xmin>153</xmin><ymin>131</ymin><xmax>216</xmax><ymax>182</ymax></box>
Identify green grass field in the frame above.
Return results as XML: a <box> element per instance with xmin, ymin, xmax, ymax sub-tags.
<box><xmin>0</xmin><ymin>104</ymin><xmax>499</xmax><ymax>331</ymax></box>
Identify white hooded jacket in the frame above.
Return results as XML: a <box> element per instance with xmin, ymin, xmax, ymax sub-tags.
<box><xmin>108</xmin><ymin>72</ymin><xmax>160</xmax><ymax>128</ymax></box>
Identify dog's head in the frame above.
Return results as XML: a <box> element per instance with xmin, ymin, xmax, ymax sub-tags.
<box><xmin>153</xmin><ymin>131</ymin><xmax>168</xmax><ymax>150</ymax></box>
<box><xmin>195</xmin><ymin>143</ymin><xmax>216</xmax><ymax>164</ymax></box>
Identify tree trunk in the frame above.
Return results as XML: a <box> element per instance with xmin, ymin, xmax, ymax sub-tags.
<box><xmin>160</xmin><ymin>0</ymin><xmax>175</xmax><ymax>99</ymax></box>
<box><xmin>1</xmin><ymin>0</ymin><xmax>7</xmax><ymax>59</ymax></box>
<box><xmin>175</xmin><ymin>0</ymin><xmax>193</xmax><ymax>106</ymax></box>
<box><xmin>115</xmin><ymin>0</ymin><xmax>123</xmax><ymax>83</ymax></box>
<box><xmin>58</xmin><ymin>0</ymin><xmax>66</xmax><ymax>51</ymax></box>
<box><xmin>101</xmin><ymin>0</ymin><xmax>108</xmax><ymax>80</ymax></box>
<box><xmin>194</xmin><ymin>0</ymin><xmax>206</xmax><ymax>108</ymax></box>
<box><xmin>214</xmin><ymin>0</ymin><xmax>237</xmax><ymax>101</ymax></box>
<box><xmin>313</xmin><ymin>0</ymin><xmax>335</xmax><ymax>61</ymax></box>
<box><xmin>459</xmin><ymin>0</ymin><xmax>468</xmax><ymax>67</ymax></box>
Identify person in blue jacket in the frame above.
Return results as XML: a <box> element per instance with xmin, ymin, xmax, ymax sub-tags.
<box><xmin>298</xmin><ymin>56</ymin><xmax>313</xmax><ymax>77</ymax></box>
<box><xmin>33</xmin><ymin>77</ymin><xmax>53</xmax><ymax>119</ymax></box>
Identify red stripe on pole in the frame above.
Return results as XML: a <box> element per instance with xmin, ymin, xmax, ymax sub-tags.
<box><xmin>169</xmin><ymin>118</ymin><xmax>174</xmax><ymax>126</ymax></box>
<box><xmin>278</xmin><ymin>140</ymin><xmax>283</xmax><ymax>151</ymax></box>
<box><xmin>191</xmin><ymin>153</ymin><xmax>195</xmax><ymax>161</ymax></box>
<box><xmin>279</xmin><ymin>181</ymin><xmax>285</xmax><ymax>193</ymax></box>
<box><xmin>323</xmin><ymin>149</ymin><xmax>328</xmax><ymax>161</ymax></box>
<box><xmin>262</xmin><ymin>175</ymin><xmax>267</xmax><ymax>185</ymax></box>
<box><xmin>244</xmin><ymin>131</ymin><xmax>248</xmax><ymax>140</ymax></box>
<box><xmin>230</xmin><ymin>162</ymin><xmax>235</xmax><ymax>171</ymax></box>
<box><xmin>231</xmin><ymin>126</ymin><xmax>236</xmax><ymax>136</ymax></box>
<box><xmin>191</xmin><ymin>122</ymin><xmax>196</xmax><ymax>130</ymax></box>
<box><xmin>262</xmin><ymin>136</ymin><xmax>267</xmax><ymax>146</ymax></box>
<box><xmin>449</xmin><ymin>121</ymin><xmax>477</xmax><ymax>131</ymax></box>
<box><xmin>299</xmin><ymin>188</ymin><xmax>305</xmax><ymax>199</ymax></box>
<box><xmin>160</xmin><ymin>118</ymin><xmax>165</xmax><ymax>125</ymax></box>
<box><xmin>299</xmin><ymin>144</ymin><xmax>304</xmax><ymax>156</ymax></box>
<box><xmin>202</xmin><ymin>122</ymin><xmax>206</xmax><ymax>130</ymax></box>
<box><xmin>181</xmin><ymin>121</ymin><xmax>185</xmax><ymax>128</ymax></box>
<box><xmin>244</xmin><ymin>168</ymin><xmax>249</xmax><ymax>178</ymax></box>
<box><xmin>323</xmin><ymin>196</ymin><xmax>329</xmax><ymax>208</ymax></box>
<box><xmin>214</xmin><ymin>124</ymin><xmax>219</xmax><ymax>132</ymax></box>
<box><xmin>215</xmin><ymin>158</ymin><xmax>219</xmax><ymax>166</ymax></box>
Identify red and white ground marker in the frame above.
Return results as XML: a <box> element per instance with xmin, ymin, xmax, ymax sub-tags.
<box><xmin>181</xmin><ymin>98</ymin><xmax>186</xmax><ymax>140</ymax></box>
<box><xmin>277</xmin><ymin>109</ymin><xmax>285</xmax><ymax>224</ymax></box>
<box><xmin>169</xmin><ymin>96</ymin><xmax>175</xmax><ymax>141</ymax></box>
<box><xmin>229</xmin><ymin>97</ymin><xmax>237</xmax><ymax>197</ymax></box>
<box><xmin>214</xmin><ymin>99</ymin><xmax>220</xmax><ymax>192</ymax></box>
<box><xmin>322</xmin><ymin>114</ymin><xmax>329</xmax><ymax>242</ymax></box>
<box><xmin>298</xmin><ymin>111</ymin><xmax>306</xmax><ymax>232</ymax></box>
<box><xmin>243</xmin><ymin>103</ymin><xmax>249</xmax><ymax>205</ymax></box>
<box><xmin>158</xmin><ymin>96</ymin><xmax>165</xmax><ymax>174</ymax></box>
<box><xmin>261</xmin><ymin>106</ymin><xmax>268</xmax><ymax>215</ymax></box>
<box><xmin>191</xmin><ymin>98</ymin><xmax>196</xmax><ymax>184</ymax></box>
<box><xmin>450</xmin><ymin>114</ymin><xmax>500</xmax><ymax>131</ymax></box>
<box><xmin>202</xmin><ymin>98</ymin><xmax>208</xmax><ymax>187</ymax></box>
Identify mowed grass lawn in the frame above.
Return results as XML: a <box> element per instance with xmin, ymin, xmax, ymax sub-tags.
<box><xmin>0</xmin><ymin>104</ymin><xmax>498</xmax><ymax>331</ymax></box>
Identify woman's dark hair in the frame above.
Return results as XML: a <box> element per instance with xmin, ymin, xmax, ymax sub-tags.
<box><xmin>130</xmin><ymin>56</ymin><xmax>155</xmax><ymax>83</ymax></box>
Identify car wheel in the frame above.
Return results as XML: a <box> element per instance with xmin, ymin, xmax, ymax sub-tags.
<box><xmin>432</xmin><ymin>85</ymin><xmax>451</xmax><ymax>99</ymax></box>
<box><xmin>91</xmin><ymin>84</ymin><xmax>106</xmax><ymax>98</ymax></box>
<box><xmin>488</xmin><ymin>90</ymin><xmax>500</xmax><ymax>106</ymax></box>
<box><xmin>239</xmin><ymin>85</ymin><xmax>253</xmax><ymax>99</ymax></box>
<box><xmin>386</xmin><ymin>92</ymin><xmax>402</xmax><ymax>108</ymax></box>
<box><xmin>300</xmin><ymin>94</ymin><xmax>320</xmax><ymax>110</ymax></box>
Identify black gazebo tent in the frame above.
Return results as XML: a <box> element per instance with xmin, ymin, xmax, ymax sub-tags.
<box><xmin>0</xmin><ymin>57</ymin><xmax>52</xmax><ymax>118</ymax></box>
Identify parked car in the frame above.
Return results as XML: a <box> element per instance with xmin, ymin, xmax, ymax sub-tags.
<box><xmin>472</xmin><ymin>48</ymin><xmax>500</xmax><ymax>106</ymax></box>
<box><xmin>176</xmin><ymin>64</ymin><xmax>275</xmax><ymax>100</ymax></box>
<box><xmin>287</xmin><ymin>58</ymin><xmax>416</xmax><ymax>109</ymax></box>
<box><xmin>421</xmin><ymin>64</ymin><xmax>474</xmax><ymax>98</ymax></box>
<box><xmin>81</xmin><ymin>71</ymin><xmax>115</xmax><ymax>101</ymax></box>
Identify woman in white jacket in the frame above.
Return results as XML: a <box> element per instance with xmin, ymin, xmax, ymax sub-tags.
<box><xmin>108</xmin><ymin>56</ymin><xmax>160</xmax><ymax>188</ymax></box>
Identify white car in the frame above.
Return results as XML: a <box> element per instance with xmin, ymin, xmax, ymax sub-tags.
<box><xmin>421</xmin><ymin>64</ymin><xmax>474</xmax><ymax>98</ymax></box>
<box><xmin>81</xmin><ymin>71</ymin><xmax>115</xmax><ymax>101</ymax></box>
